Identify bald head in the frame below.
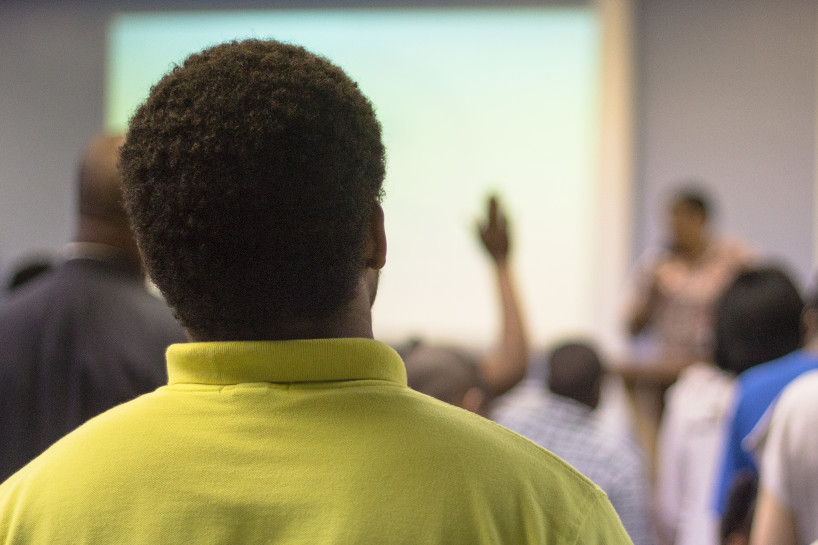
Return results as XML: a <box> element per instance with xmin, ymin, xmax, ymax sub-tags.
<box><xmin>404</xmin><ymin>344</ymin><xmax>483</xmax><ymax>410</ymax></box>
<box><xmin>78</xmin><ymin>134</ymin><xmax>127</xmax><ymax>222</ymax></box>
<box><xmin>75</xmin><ymin>134</ymin><xmax>141</xmax><ymax>266</ymax></box>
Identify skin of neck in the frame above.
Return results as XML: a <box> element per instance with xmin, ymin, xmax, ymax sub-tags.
<box><xmin>74</xmin><ymin>215</ymin><xmax>144</xmax><ymax>274</ymax></box>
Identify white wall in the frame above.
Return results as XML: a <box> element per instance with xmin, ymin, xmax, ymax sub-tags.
<box><xmin>633</xmin><ymin>0</ymin><xmax>816</xmax><ymax>288</ymax></box>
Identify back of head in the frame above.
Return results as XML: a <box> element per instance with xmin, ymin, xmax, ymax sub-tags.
<box><xmin>119</xmin><ymin>40</ymin><xmax>386</xmax><ymax>340</ymax></box>
<box><xmin>75</xmin><ymin>133</ymin><xmax>143</xmax><ymax>265</ymax></box>
<box><xmin>78</xmin><ymin>134</ymin><xmax>128</xmax><ymax>225</ymax></box>
<box><xmin>714</xmin><ymin>266</ymin><xmax>803</xmax><ymax>374</ymax></box>
<box><xmin>403</xmin><ymin>344</ymin><xmax>482</xmax><ymax>408</ymax></box>
<box><xmin>547</xmin><ymin>341</ymin><xmax>603</xmax><ymax>409</ymax></box>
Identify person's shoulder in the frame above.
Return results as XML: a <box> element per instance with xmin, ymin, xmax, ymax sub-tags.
<box><xmin>671</xmin><ymin>362</ymin><xmax>732</xmax><ymax>395</ymax></box>
<box><xmin>0</xmin><ymin>266</ymin><xmax>61</xmax><ymax>310</ymax></box>
<box><xmin>403</xmin><ymin>388</ymin><xmax>601</xmax><ymax>488</ymax></box>
<box><xmin>0</xmin><ymin>393</ymin><xmax>158</xmax><ymax>505</ymax></box>
<box><xmin>433</xmin><ymin>398</ymin><xmax>632</xmax><ymax>542</ymax></box>
<box><xmin>739</xmin><ymin>350</ymin><xmax>816</xmax><ymax>391</ymax></box>
<box><xmin>0</xmin><ymin>267</ymin><xmax>66</xmax><ymax>340</ymax></box>
<box><xmin>776</xmin><ymin>370</ymin><xmax>818</xmax><ymax>412</ymax></box>
<box><xmin>666</xmin><ymin>363</ymin><xmax>735</xmax><ymax>417</ymax></box>
<box><xmin>712</xmin><ymin>237</ymin><xmax>754</xmax><ymax>261</ymax></box>
<box><xmin>633</xmin><ymin>245</ymin><xmax>671</xmax><ymax>271</ymax></box>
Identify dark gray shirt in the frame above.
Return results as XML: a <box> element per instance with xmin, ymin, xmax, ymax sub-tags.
<box><xmin>0</xmin><ymin>257</ymin><xmax>185</xmax><ymax>482</ymax></box>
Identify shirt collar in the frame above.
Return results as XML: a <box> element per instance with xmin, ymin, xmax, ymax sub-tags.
<box><xmin>166</xmin><ymin>338</ymin><xmax>407</xmax><ymax>386</ymax></box>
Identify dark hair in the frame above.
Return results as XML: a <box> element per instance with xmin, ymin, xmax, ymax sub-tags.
<box><xmin>720</xmin><ymin>470</ymin><xmax>757</xmax><ymax>545</ymax></box>
<box><xmin>714</xmin><ymin>267</ymin><xmax>803</xmax><ymax>374</ymax></box>
<box><xmin>120</xmin><ymin>40</ymin><xmax>386</xmax><ymax>339</ymax></box>
<box><xmin>547</xmin><ymin>341</ymin><xmax>603</xmax><ymax>409</ymax></box>
<box><xmin>672</xmin><ymin>188</ymin><xmax>710</xmax><ymax>220</ymax></box>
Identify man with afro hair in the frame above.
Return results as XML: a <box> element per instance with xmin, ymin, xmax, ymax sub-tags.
<box><xmin>0</xmin><ymin>39</ymin><xmax>631</xmax><ymax>544</ymax></box>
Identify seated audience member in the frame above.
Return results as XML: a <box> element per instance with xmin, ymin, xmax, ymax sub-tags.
<box><xmin>0</xmin><ymin>134</ymin><xmax>186</xmax><ymax>483</ymax></box>
<box><xmin>404</xmin><ymin>195</ymin><xmax>527</xmax><ymax>413</ymax></box>
<box><xmin>748</xmin><ymin>369</ymin><xmax>818</xmax><ymax>545</ymax></box>
<box><xmin>494</xmin><ymin>341</ymin><xmax>655</xmax><ymax>545</ymax></box>
<box><xmin>713</xmin><ymin>269</ymin><xmax>812</xmax><ymax>515</ymax></box>
<box><xmin>0</xmin><ymin>40</ymin><xmax>631</xmax><ymax>544</ymax></box>
<box><xmin>625</xmin><ymin>188</ymin><xmax>753</xmax><ymax>362</ymax></box>
<box><xmin>4</xmin><ymin>255</ymin><xmax>54</xmax><ymax>292</ymax></box>
<box><xmin>404</xmin><ymin>343</ymin><xmax>486</xmax><ymax>413</ymax></box>
<box><xmin>657</xmin><ymin>267</ymin><xmax>804</xmax><ymax>545</ymax></box>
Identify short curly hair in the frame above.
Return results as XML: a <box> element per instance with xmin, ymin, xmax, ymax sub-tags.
<box><xmin>120</xmin><ymin>39</ymin><xmax>386</xmax><ymax>340</ymax></box>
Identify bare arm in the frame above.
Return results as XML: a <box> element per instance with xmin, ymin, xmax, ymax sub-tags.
<box><xmin>626</xmin><ymin>271</ymin><xmax>661</xmax><ymax>336</ymax></box>
<box><xmin>749</xmin><ymin>488</ymin><xmax>797</xmax><ymax>545</ymax></box>
<box><xmin>477</xmin><ymin>196</ymin><xmax>529</xmax><ymax>397</ymax></box>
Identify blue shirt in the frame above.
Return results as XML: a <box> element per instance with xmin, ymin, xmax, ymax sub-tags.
<box><xmin>714</xmin><ymin>349</ymin><xmax>818</xmax><ymax>514</ymax></box>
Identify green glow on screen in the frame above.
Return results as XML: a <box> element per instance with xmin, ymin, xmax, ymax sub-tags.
<box><xmin>107</xmin><ymin>9</ymin><xmax>600</xmax><ymax>346</ymax></box>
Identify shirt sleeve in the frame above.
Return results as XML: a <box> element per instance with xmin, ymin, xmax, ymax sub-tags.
<box><xmin>756</xmin><ymin>374</ymin><xmax>818</xmax><ymax>510</ymax></box>
<box><xmin>758</xmin><ymin>404</ymin><xmax>792</xmax><ymax>510</ymax></box>
<box><xmin>713</xmin><ymin>396</ymin><xmax>756</xmax><ymax>515</ymax></box>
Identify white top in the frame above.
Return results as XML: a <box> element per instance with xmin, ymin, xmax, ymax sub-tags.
<box><xmin>757</xmin><ymin>370</ymin><xmax>818</xmax><ymax>544</ymax></box>
<box><xmin>656</xmin><ymin>362</ymin><xmax>736</xmax><ymax>545</ymax></box>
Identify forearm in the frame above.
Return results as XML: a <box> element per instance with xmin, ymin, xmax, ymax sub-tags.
<box><xmin>481</xmin><ymin>259</ymin><xmax>528</xmax><ymax>397</ymax></box>
<box><xmin>749</xmin><ymin>489</ymin><xmax>797</xmax><ymax>545</ymax></box>
<box><xmin>627</xmin><ymin>288</ymin><xmax>660</xmax><ymax>336</ymax></box>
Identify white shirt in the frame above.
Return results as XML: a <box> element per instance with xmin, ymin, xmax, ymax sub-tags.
<box><xmin>757</xmin><ymin>370</ymin><xmax>818</xmax><ymax>544</ymax></box>
<box><xmin>656</xmin><ymin>362</ymin><xmax>736</xmax><ymax>545</ymax></box>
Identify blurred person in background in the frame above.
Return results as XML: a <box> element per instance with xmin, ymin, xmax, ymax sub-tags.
<box><xmin>712</xmin><ymin>268</ymin><xmax>813</xmax><ymax>517</ymax></box>
<box><xmin>748</xmin><ymin>287</ymin><xmax>818</xmax><ymax>545</ymax></box>
<box><xmin>0</xmin><ymin>133</ymin><xmax>185</xmax><ymax>482</ymax></box>
<box><xmin>748</xmin><ymin>369</ymin><xmax>818</xmax><ymax>545</ymax></box>
<box><xmin>494</xmin><ymin>341</ymin><xmax>656</xmax><ymax>545</ymax></box>
<box><xmin>625</xmin><ymin>188</ymin><xmax>753</xmax><ymax>364</ymax></box>
<box><xmin>403</xmin><ymin>195</ymin><xmax>528</xmax><ymax>414</ymax></box>
<box><xmin>657</xmin><ymin>267</ymin><xmax>802</xmax><ymax>545</ymax></box>
<box><xmin>3</xmin><ymin>255</ymin><xmax>55</xmax><ymax>293</ymax></box>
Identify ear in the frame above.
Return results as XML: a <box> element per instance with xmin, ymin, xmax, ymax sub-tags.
<box><xmin>365</xmin><ymin>201</ymin><xmax>387</xmax><ymax>270</ymax></box>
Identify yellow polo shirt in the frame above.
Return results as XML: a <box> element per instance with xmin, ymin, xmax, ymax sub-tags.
<box><xmin>0</xmin><ymin>339</ymin><xmax>631</xmax><ymax>544</ymax></box>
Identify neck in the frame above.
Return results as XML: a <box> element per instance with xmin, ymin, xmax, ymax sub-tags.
<box><xmin>74</xmin><ymin>218</ymin><xmax>143</xmax><ymax>272</ymax></box>
<box><xmin>188</xmin><ymin>271</ymin><xmax>377</xmax><ymax>342</ymax></box>
<box><xmin>678</xmin><ymin>237</ymin><xmax>708</xmax><ymax>260</ymax></box>
<box><xmin>804</xmin><ymin>336</ymin><xmax>818</xmax><ymax>354</ymax></box>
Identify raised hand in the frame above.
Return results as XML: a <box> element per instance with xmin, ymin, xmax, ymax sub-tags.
<box><xmin>478</xmin><ymin>195</ymin><xmax>510</xmax><ymax>263</ymax></box>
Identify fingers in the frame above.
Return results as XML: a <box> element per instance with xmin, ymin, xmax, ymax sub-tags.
<box><xmin>478</xmin><ymin>194</ymin><xmax>510</xmax><ymax>261</ymax></box>
<box><xmin>488</xmin><ymin>195</ymin><xmax>499</xmax><ymax>229</ymax></box>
